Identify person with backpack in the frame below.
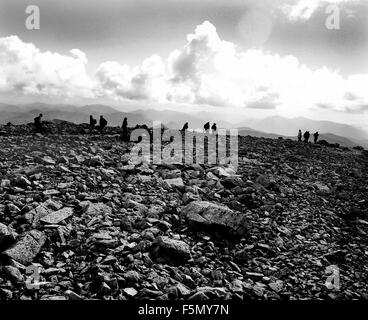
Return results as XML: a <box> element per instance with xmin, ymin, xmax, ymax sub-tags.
<box><xmin>298</xmin><ymin>129</ymin><xmax>302</xmax><ymax>142</ymax></box>
<box><xmin>211</xmin><ymin>123</ymin><xmax>217</xmax><ymax>134</ymax></box>
<box><xmin>314</xmin><ymin>131</ymin><xmax>319</xmax><ymax>144</ymax></box>
<box><xmin>99</xmin><ymin>115</ymin><xmax>107</xmax><ymax>134</ymax></box>
<box><xmin>303</xmin><ymin>131</ymin><xmax>310</xmax><ymax>143</ymax></box>
<box><xmin>204</xmin><ymin>122</ymin><xmax>210</xmax><ymax>133</ymax></box>
<box><xmin>34</xmin><ymin>113</ymin><xmax>43</xmax><ymax>134</ymax></box>
<box><xmin>89</xmin><ymin>115</ymin><xmax>97</xmax><ymax>134</ymax></box>
<box><xmin>121</xmin><ymin>117</ymin><xmax>129</xmax><ymax>141</ymax></box>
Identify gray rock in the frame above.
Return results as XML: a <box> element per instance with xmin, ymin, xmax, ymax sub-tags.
<box><xmin>31</xmin><ymin>199</ymin><xmax>62</xmax><ymax>228</ymax></box>
<box><xmin>314</xmin><ymin>182</ymin><xmax>331</xmax><ymax>195</ymax></box>
<box><xmin>175</xmin><ymin>282</ymin><xmax>191</xmax><ymax>297</ymax></box>
<box><xmin>43</xmin><ymin>156</ymin><xmax>56</xmax><ymax>165</ymax></box>
<box><xmin>255</xmin><ymin>175</ymin><xmax>270</xmax><ymax>188</ymax></box>
<box><xmin>65</xmin><ymin>290</ymin><xmax>83</xmax><ymax>300</ymax></box>
<box><xmin>0</xmin><ymin>223</ymin><xmax>15</xmax><ymax>249</ymax></box>
<box><xmin>3</xmin><ymin>230</ymin><xmax>46</xmax><ymax>265</ymax></box>
<box><xmin>82</xmin><ymin>201</ymin><xmax>112</xmax><ymax>216</ymax></box>
<box><xmin>182</xmin><ymin>201</ymin><xmax>248</xmax><ymax>237</ymax></box>
<box><xmin>123</xmin><ymin>287</ymin><xmax>138</xmax><ymax>297</ymax></box>
<box><xmin>124</xmin><ymin>270</ymin><xmax>140</xmax><ymax>284</ymax></box>
<box><xmin>151</xmin><ymin>236</ymin><xmax>191</xmax><ymax>264</ymax></box>
<box><xmin>165</xmin><ymin>178</ymin><xmax>184</xmax><ymax>188</ymax></box>
<box><xmin>40</xmin><ymin>207</ymin><xmax>73</xmax><ymax>224</ymax></box>
<box><xmin>188</xmin><ymin>291</ymin><xmax>210</xmax><ymax>300</ymax></box>
<box><xmin>269</xmin><ymin>280</ymin><xmax>284</xmax><ymax>293</ymax></box>
<box><xmin>89</xmin><ymin>156</ymin><xmax>104</xmax><ymax>167</ymax></box>
<box><xmin>2</xmin><ymin>265</ymin><xmax>24</xmax><ymax>282</ymax></box>
<box><xmin>14</xmin><ymin>176</ymin><xmax>31</xmax><ymax>188</ymax></box>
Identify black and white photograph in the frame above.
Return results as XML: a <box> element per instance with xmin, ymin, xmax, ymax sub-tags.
<box><xmin>0</xmin><ymin>0</ymin><xmax>367</xmax><ymax>312</ymax></box>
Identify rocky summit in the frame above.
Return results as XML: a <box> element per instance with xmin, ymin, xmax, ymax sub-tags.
<box><xmin>0</xmin><ymin>128</ymin><xmax>367</xmax><ymax>300</ymax></box>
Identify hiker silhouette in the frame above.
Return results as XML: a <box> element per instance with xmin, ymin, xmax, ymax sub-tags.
<box><xmin>211</xmin><ymin>123</ymin><xmax>217</xmax><ymax>134</ymax></box>
<box><xmin>204</xmin><ymin>122</ymin><xmax>210</xmax><ymax>132</ymax></box>
<box><xmin>298</xmin><ymin>129</ymin><xmax>302</xmax><ymax>142</ymax></box>
<box><xmin>303</xmin><ymin>131</ymin><xmax>310</xmax><ymax>143</ymax></box>
<box><xmin>99</xmin><ymin>115</ymin><xmax>107</xmax><ymax>134</ymax></box>
<box><xmin>89</xmin><ymin>115</ymin><xmax>97</xmax><ymax>134</ymax></box>
<box><xmin>34</xmin><ymin>113</ymin><xmax>43</xmax><ymax>133</ymax></box>
<box><xmin>182</xmin><ymin>122</ymin><xmax>189</xmax><ymax>131</ymax></box>
<box><xmin>314</xmin><ymin>131</ymin><xmax>319</xmax><ymax>144</ymax></box>
<box><xmin>121</xmin><ymin>117</ymin><xmax>129</xmax><ymax>141</ymax></box>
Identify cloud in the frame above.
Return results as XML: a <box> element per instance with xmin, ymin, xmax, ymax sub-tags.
<box><xmin>95</xmin><ymin>55</ymin><xmax>168</xmax><ymax>101</ymax></box>
<box><xmin>345</xmin><ymin>105</ymin><xmax>368</xmax><ymax>114</ymax></box>
<box><xmin>0</xmin><ymin>20</ymin><xmax>368</xmax><ymax>117</ymax></box>
<box><xmin>317</xmin><ymin>103</ymin><xmax>334</xmax><ymax>110</ymax></box>
<box><xmin>0</xmin><ymin>35</ymin><xmax>95</xmax><ymax>98</ymax></box>
<box><xmin>95</xmin><ymin>21</ymin><xmax>288</xmax><ymax>109</ymax></box>
<box><xmin>247</xmin><ymin>93</ymin><xmax>280</xmax><ymax>109</ymax></box>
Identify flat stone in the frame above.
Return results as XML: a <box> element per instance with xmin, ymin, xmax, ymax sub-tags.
<box><xmin>165</xmin><ymin>178</ymin><xmax>184</xmax><ymax>187</ymax></box>
<box><xmin>31</xmin><ymin>199</ymin><xmax>63</xmax><ymax>228</ymax></box>
<box><xmin>123</xmin><ymin>287</ymin><xmax>138</xmax><ymax>297</ymax></box>
<box><xmin>40</xmin><ymin>207</ymin><xmax>73</xmax><ymax>224</ymax></box>
<box><xmin>3</xmin><ymin>230</ymin><xmax>46</xmax><ymax>265</ymax></box>
<box><xmin>82</xmin><ymin>201</ymin><xmax>112</xmax><ymax>216</ymax></box>
<box><xmin>42</xmin><ymin>189</ymin><xmax>60</xmax><ymax>196</ymax></box>
<box><xmin>182</xmin><ymin>201</ymin><xmax>248</xmax><ymax>237</ymax></box>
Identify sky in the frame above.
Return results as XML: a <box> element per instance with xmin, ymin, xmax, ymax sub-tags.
<box><xmin>0</xmin><ymin>0</ymin><xmax>367</xmax><ymax>126</ymax></box>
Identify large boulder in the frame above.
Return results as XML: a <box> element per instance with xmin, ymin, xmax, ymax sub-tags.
<box><xmin>2</xmin><ymin>230</ymin><xmax>46</xmax><ymax>265</ymax></box>
<box><xmin>182</xmin><ymin>201</ymin><xmax>248</xmax><ymax>238</ymax></box>
<box><xmin>151</xmin><ymin>236</ymin><xmax>191</xmax><ymax>265</ymax></box>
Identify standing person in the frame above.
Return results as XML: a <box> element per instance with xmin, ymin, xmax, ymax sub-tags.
<box><xmin>99</xmin><ymin>115</ymin><xmax>107</xmax><ymax>134</ymax></box>
<box><xmin>181</xmin><ymin>122</ymin><xmax>188</xmax><ymax>132</ymax></box>
<box><xmin>314</xmin><ymin>131</ymin><xmax>319</xmax><ymax>144</ymax></box>
<box><xmin>211</xmin><ymin>123</ymin><xmax>217</xmax><ymax>134</ymax></box>
<box><xmin>204</xmin><ymin>122</ymin><xmax>210</xmax><ymax>133</ymax></box>
<box><xmin>303</xmin><ymin>131</ymin><xmax>310</xmax><ymax>143</ymax></box>
<box><xmin>89</xmin><ymin>115</ymin><xmax>96</xmax><ymax>134</ymax></box>
<box><xmin>34</xmin><ymin>113</ymin><xmax>43</xmax><ymax>134</ymax></box>
<box><xmin>298</xmin><ymin>129</ymin><xmax>302</xmax><ymax>142</ymax></box>
<box><xmin>121</xmin><ymin>117</ymin><xmax>129</xmax><ymax>141</ymax></box>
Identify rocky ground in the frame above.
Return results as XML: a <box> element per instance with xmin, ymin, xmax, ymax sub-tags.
<box><xmin>0</xmin><ymin>122</ymin><xmax>367</xmax><ymax>300</ymax></box>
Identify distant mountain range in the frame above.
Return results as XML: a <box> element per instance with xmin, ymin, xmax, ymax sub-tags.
<box><xmin>237</xmin><ymin>128</ymin><xmax>366</xmax><ymax>149</ymax></box>
<box><xmin>1</xmin><ymin>102</ymin><xmax>367</xmax><ymax>148</ymax></box>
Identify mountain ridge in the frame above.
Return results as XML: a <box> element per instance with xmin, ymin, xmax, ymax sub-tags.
<box><xmin>0</xmin><ymin>102</ymin><xmax>367</xmax><ymax>148</ymax></box>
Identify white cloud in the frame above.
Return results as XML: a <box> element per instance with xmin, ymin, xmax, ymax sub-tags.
<box><xmin>95</xmin><ymin>20</ymin><xmax>368</xmax><ymax>116</ymax></box>
<box><xmin>0</xmin><ymin>35</ymin><xmax>95</xmax><ymax>98</ymax></box>
<box><xmin>0</xmin><ymin>21</ymin><xmax>367</xmax><ymax>117</ymax></box>
<box><xmin>95</xmin><ymin>54</ymin><xmax>168</xmax><ymax>102</ymax></box>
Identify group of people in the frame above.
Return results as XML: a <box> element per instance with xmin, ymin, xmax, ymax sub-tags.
<box><xmin>33</xmin><ymin>113</ymin><xmax>129</xmax><ymax>140</ymax></box>
<box><xmin>89</xmin><ymin>115</ymin><xmax>129</xmax><ymax>140</ymax></box>
<box><xmin>89</xmin><ymin>115</ymin><xmax>107</xmax><ymax>134</ymax></box>
<box><xmin>35</xmin><ymin>115</ymin><xmax>320</xmax><ymax>145</ymax></box>
<box><xmin>298</xmin><ymin>129</ymin><xmax>319</xmax><ymax>144</ymax></box>
<box><xmin>180</xmin><ymin>122</ymin><xmax>217</xmax><ymax>134</ymax></box>
<box><xmin>204</xmin><ymin>122</ymin><xmax>217</xmax><ymax>134</ymax></box>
